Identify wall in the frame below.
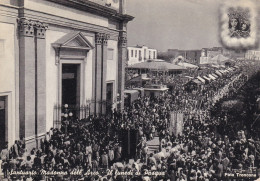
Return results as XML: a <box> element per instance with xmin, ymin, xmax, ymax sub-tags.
<box><xmin>107</xmin><ymin>40</ymin><xmax>118</xmax><ymax>82</ymax></box>
<box><xmin>127</xmin><ymin>46</ymin><xmax>157</xmax><ymax>65</ymax></box>
<box><xmin>24</xmin><ymin>0</ymin><xmax>109</xmax><ymax>27</ymax></box>
<box><xmin>45</xmin><ymin>30</ymin><xmax>95</xmax><ymax>131</ymax></box>
<box><xmin>0</xmin><ymin>22</ymin><xmax>16</xmax><ymax>146</ymax></box>
<box><xmin>84</xmin><ymin>36</ymin><xmax>94</xmax><ymax>102</ymax></box>
<box><xmin>127</xmin><ymin>47</ymin><xmax>140</xmax><ymax>65</ymax></box>
<box><xmin>245</xmin><ymin>50</ymin><xmax>260</xmax><ymax>60</ymax></box>
<box><xmin>107</xmin><ymin>40</ymin><xmax>118</xmax><ymax>105</ymax></box>
<box><xmin>45</xmin><ymin>30</ymin><xmax>66</xmax><ymax>131</ymax></box>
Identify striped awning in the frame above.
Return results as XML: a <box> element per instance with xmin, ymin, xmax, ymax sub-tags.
<box><xmin>197</xmin><ymin>76</ymin><xmax>206</xmax><ymax>83</ymax></box>
<box><xmin>212</xmin><ymin>73</ymin><xmax>219</xmax><ymax>78</ymax></box>
<box><xmin>208</xmin><ymin>74</ymin><xmax>216</xmax><ymax>80</ymax></box>
<box><xmin>203</xmin><ymin>76</ymin><xmax>211</xmax><ymax>81</ymax></box>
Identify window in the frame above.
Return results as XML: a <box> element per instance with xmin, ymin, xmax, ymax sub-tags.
<box><xmin>149</xmin><ymin>51</ymin><xmax>151</xmax><ymax>59</ymax></box>
<box><xmin>108</xmin><ymin>48</ymin><xmax>114</xmax><ymax>60</ymax></box>
<box><xmin>153</xmin><ymin>51</ymin><xmax>156</xmax><ymax>59</ymax></box>
<box><xmin>139</xmin><ymin>50</ymin><xmax>142</xmax><ymax>61</ymax></box>
<box><xmin>135</xmin><ymin>50</ymin><xmax>137</xmax><ymax>58</ymax></box>
<box><xmin>131</xmin><ymin>50</ymin><xmax>133</xmax><ymax>57</ymax></box>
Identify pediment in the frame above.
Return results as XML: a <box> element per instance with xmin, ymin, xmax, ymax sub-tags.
<box><xmin>52</xmin><ymin>31</ymin><xmax>94</xmax><ymax>50</ymax></box>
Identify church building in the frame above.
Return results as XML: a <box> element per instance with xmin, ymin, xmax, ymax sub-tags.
<box><xmin>0</xmin><ymin>0</ymin><xmax>133</xmax><ymax>149</ymax></box>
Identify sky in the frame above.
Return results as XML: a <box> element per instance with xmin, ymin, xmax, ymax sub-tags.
<box><xmin>126</xmin><ymin>0</ymin><xmax>223</xmax><ymax>52</ymax></box>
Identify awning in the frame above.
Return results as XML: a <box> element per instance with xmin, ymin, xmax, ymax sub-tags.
<box><xmin>212</xmin><ymin>73</ymin><xmax>219</xmax><ymax>78</ymax></box>
<box><xmin>192</xmin><ymin>79</ymin><xmax>203</xmax><ymax>85</ymax></box>
<box><xmin>203</xmin><ymin>76</ymin><xmax>211</xmax><ymax>81</ymax></box>
<box><xmin>216</xmin><ymin>70</ymin><xmax>223</xmax><ymax>76</ymax></box>
<box><xmin>184</xmin><ymin>76</ymin><xmax>194</xmax><ymax>79</ymax></box>
<box><xmin>208</xmin><ymin>74</ymin><xmax>216</xmax><ymax>80</ymax></box>
<box><xmin>216</xmin><ymin>71</ymin><xmax>222</xmax><ymax>76</ymax></box>
<box><xmin>197</xmin><ymin>76</ymin><xmax>206</xmax><ymax>83</ymax></box>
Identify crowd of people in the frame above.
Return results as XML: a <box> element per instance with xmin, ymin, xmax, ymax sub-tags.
<box><xmin>1</xmin><ymin>63</ymin><xmax>260</xmax><ymax>181</ymax></box>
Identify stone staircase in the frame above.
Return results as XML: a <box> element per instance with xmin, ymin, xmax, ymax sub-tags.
<box><xmin>146</xmin><ymin>136</ymin><xmax>160</xmax><ymax>154</ymax></box>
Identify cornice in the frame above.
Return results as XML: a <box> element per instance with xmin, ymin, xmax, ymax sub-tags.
<box><xmin>0</xmin><ymin>4</ymin><xmax>19</xmax><ymax>18</ymax></box>
<box><xmin>19</xmin><ymin>8</ymin><xmax>121</xmax><ymax>36</ymax></box>
<box><xmin>0</xmin><ymin>3</ymin><xmax>19</xmax><ymax>10</ymax></box>
<box><xmin>45</xmin><ymin>0</ymin><xmax>134</xmax><ymax>22</ymax></box>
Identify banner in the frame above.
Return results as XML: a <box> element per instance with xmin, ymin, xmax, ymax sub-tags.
<box><xmin>169</xmin><ymin>112</ymin><xmax>183</xmax><ymax>137</ymax></box>
<box><xmin>169</xmin><ymin>112</ymin><xmax>176</xmax><ymax>136</ymax></box>
<box><xmin>176</xmin><ymin>112</ymin><xmax>183</xmax><ymax>136</ymax></box>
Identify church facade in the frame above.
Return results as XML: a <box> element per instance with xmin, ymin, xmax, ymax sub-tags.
<box><xmin>0</xmin><ymin>0</ymin><xmax>133</xmax><ymax>149</ymax></box>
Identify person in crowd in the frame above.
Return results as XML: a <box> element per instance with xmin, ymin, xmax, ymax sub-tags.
<box><xmin>1</xmin><ymin>63</ymin><xmax>260</xmax><ymax>180</ymax></box>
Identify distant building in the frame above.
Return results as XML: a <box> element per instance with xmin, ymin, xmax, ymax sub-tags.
<box><xmin>166</xmin><ymin>49</ymin><xmax>201</xmax><ymax>65</ymax></box>
<box><xmin>201</xmin><ymin>47</ymin><xmax>223</xmax><ymax>58</ymax></box>
<box><xmin>245</xmin><ymin>50</ymin><xmax>260</xmax><ymax>60</ymax></box>
<box><xmin>127</xmin><ymin>45</ymin><xmax>157</xmax><ymax>65</ymax></box>
<box><xmin>200</xmin><ymin>47</ymin><xmax>223</xmax><ymax>64</ymax></box>
<box><xmin>222</xmin><ymin>49</ymin><xmax>245</xmax><ymax>59</ymax></box>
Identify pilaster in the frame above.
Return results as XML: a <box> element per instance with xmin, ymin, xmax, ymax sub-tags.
<box><xmin>95</xmin><ymin>33</ymin><xmax>103</xmax><ymax>115</ymax></box>
<box><xmin>18</xmin><ymin>18</ymin><xmax>36</xmax><ymax>146</ymax></box>
<box><xmin>118</xmin><ymin>31</ymin><xmax>127</xmax><ymax>110</ymax></box>
<box><xmin>35</xmin><ymin>21</ymin><xmax>48</xmax><ymax>147</ymax></box>
<box><xmin>101</xmin><ymin>34</ymin><xmax>109</xmax><ymax>114</ymax></box>
<box><xmin>18</xmin><ymin>18</ymin><xmax>48</xmax><ymax>148</ymax></box>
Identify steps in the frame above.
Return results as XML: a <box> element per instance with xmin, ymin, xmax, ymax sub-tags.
<box><xmin>146</xmin><ymin>136</ymin><xmax>160</xmax><ymax>154</ymax></box>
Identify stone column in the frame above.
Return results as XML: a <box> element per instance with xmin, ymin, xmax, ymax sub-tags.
<box><xmin>18</xmin><ymin>18</ymin><xmax>36</xmax><ymax>147</ymax></box>
<box><xmin>34</xmin><ymin>21</ymin><xmax>48</xmax><ymax>147</ymax></box>
<box><xmin>95</xmin><ymin>33</ymin><xmax>103</xmax><ymax>115</ymax></box>
<box><xmin>118</xmin><ymin>32</ymin><xmax>127</xmax><ymax>110</ymax></box>
<box><xmin>101</xmin><ymin>34</ymin><xmax>109</xmax><ymax>114</ymax></box>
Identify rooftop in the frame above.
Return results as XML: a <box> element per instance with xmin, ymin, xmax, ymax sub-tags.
<box><xmin>127</xmin><ymin>59</ymin><xmax>185</xmax><ymax>71</ymax></box>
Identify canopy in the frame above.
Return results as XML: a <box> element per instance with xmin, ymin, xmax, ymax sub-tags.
<box><xmin>177</xmin><ymin>62</ymin><xmax>199</xmax><ymax>69</ymax></box>
<box><xmin>184</xmin><ymin>76</ymin><xmax>194</xmax><ymax>79</ymax></box>
<box><xmin>211</xmin><ymin>54</ymin><xmax>229</xmax><ymax>61</ymax></box>
<box><xmin>128</xmin><ymin>60</ymin><xmax>185</xmax><ymax>71</ymax></box>
<box><xmin>128</xmin><ymin>76</ymin><xmax>142</xmax><ymax>82</ymax></box>
<box><xmin>197</xmin><ymin>76</ymin><xmax>206</xmax><ymax>83</ymax></box>
<box><xmin>212</xmin><ymin>73</ymin><xmax>219</xmax><ymax>78</ymax></box>
<box><xmin>192</xmin><ymin>79</ymin><xmax>203</xmax><ymax>85</ymax></box>
<box><xmin>208</xmin><ymin>74</ymin><xmax>216</xmax><ymax>80</ymax></box>
<box><xmin>203</xmin><ymin>76</ymin><xmax>211</xmax><ymax>81</ymax></box>
<box><xmin>172</xmin><ymin>56</ymin><xmax>188</xmax><ymax>64</ymax></box>
<box><xmin>201</xmin><ymin>54</ymin><xmax>234</xmax><ymax>67</ymax></box>
<box><xmin>216</xmin><ymin>70</ymin><xmax>223</xmax><ymax>76</ymax></box>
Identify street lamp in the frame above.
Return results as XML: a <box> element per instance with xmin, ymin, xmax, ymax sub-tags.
<box><xmin>117</xmin><ymin>93</ymin><xmax>122</xmax><ymax>110</ymax></box>
<box><xmin>63</xmin><ymin>104</ymin><xmax>70</xmax><ymax>135</ymax></box>
<box><xmin>69</xmin><ymin>112</ymin><xmax>73</xmax><ymax>117</ymax></box>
